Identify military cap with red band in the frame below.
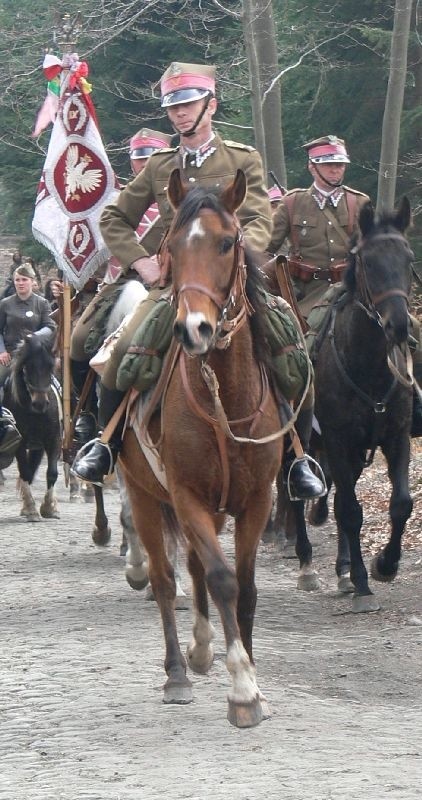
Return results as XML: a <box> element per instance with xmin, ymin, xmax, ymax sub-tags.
<box><xmin>129</xmin><ymin>128</ymin><xmax>173</xmax><ymax>159</ymax></box>
<box><xmin>160</xmin><ymin>62</ymin><xmax>216</xmax><ymax>108</ymax></box>
<box><xmin>304</xmin><ymin>135</ymin><xmax>350</xmax><ymax>164</ymax></box>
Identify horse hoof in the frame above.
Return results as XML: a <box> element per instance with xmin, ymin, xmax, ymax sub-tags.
<box><xmin>21</xmin><ymin>509</ymin><xmax>40</xmax><ymax>522</ymax></box>
<box><xmin>297</xmin><ymin>572</ymin><xmax>320</xmax><ymax>591</ymax></box>
<box><xmin>337</xmin><ymin>575</ymin><xmax>355</xmax><ymax>594</ymax></box>
<box><xmin>40</xmin><ymin>505</ymin><xmax>60</xmax><ymax>519</ymax></box>
<box><xmin>352</xmin><ymin>593</ymin><xmax>380</xmax><ymax>613</ymax></box>
<box><xmin>370</xmin><ymin>556</ymin><xmax>398</xmax><ymax>583</ymax></box>
<box><xmin>92</xmin><ymin>526</ymin><xmax>111</xmax><ymax>546</ymax></box>
<box><xmin>144</xmin><ymin>584</ymin><xmax>155</xmax><ymax>601</ymax></box>
<box><xmin>119</xmin><ymin>542</ymin><xmax>128</xmax><ymax>557</ymax></box>
<box><xmin>163</xmin><ymin>677</ymin><xmax>193</xmax><ymax>705</ymax></box>
<box><xmin>125</xmin><ymin>567</ymin><xmax>149</xmax><ymax>592</ymax></box>
<box><xmin>227</xmin><ymin>695</ymin><xmax>263</xmax><ymax>728</ymax></box>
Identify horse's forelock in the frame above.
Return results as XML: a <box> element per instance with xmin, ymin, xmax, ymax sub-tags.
<box><xmin>171</xmin><ymin>185</ymin><xmax>231</xmax><ymax>234</ymax></box>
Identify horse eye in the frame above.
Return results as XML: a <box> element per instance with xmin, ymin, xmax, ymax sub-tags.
<box><xmin>219</xmin><ymin>237</ymin><xmax>235</xmax><ymax>255</ymax></box>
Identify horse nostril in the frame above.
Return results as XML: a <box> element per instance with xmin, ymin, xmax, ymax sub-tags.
<box><xmin>198</xmin><ymin>321</ymin><xmax>213</xmax><ymax>341</ymax></box>
<box><xmin>173</xmin><ymin>321</ymin><xmax>185</xmax><ymax>342</ymax></box>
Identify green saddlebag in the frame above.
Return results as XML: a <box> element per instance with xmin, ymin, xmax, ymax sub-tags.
<box><xmin>83</xmin><ymin>280</ymin><xmax>124</xmax><ymax>357</ymax></box>
<box><xmin>305</xmin><ymin>283</ymin><xmax>346</xmax><ymax>361</ymax></box>
<box><xmin>259</xmin><ymin>290</ymin><xmax>311</xmax><ymax>401</ymax></box>
<box><xmin>116</xmin><ymin>292</ymin><xmax>176</xmax><ymax>393</ymax></box>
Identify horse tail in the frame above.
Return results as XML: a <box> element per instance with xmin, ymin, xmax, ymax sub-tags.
<box><xmin>160</xmin><ymin>502</ymin><xmax>185</xmax><ymax>546</ymax></box>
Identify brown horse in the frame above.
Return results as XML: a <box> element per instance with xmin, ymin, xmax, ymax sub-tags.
<box><xmin>119</xmin><ymin>169</ymin><xmax>282</xmax><ymax>727</ymax></box>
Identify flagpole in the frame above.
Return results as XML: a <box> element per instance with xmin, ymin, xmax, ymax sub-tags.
<box><xmin>57</xmin><ymin>13</ymin><xmax>81</xmax><ymax>484</ymax></box>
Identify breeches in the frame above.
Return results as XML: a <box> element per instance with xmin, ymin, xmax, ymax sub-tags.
<box><xmin>70</xmin><ymin>283</ymin><xmax>119</xmax><ymax>362</ymax></box>
<box><xmin>101</xmin><ymin>287</ymin><xmax>168</xmax><ymax>390</ymax></box>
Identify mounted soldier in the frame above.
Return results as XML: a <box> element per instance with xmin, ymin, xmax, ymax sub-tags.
<box><xmin>69</xmin><ymin>127</ymin><xmax>173</xmax><ymax>444</ymax></box>
<box><xmin>72</xmin><ymin>61</ymin><xmax>324</xmax><ymax>499</ymax></box>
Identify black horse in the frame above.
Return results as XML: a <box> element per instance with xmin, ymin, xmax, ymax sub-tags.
<box><xmin>314</xmin><ymin>197</ymin><xmax>414</xmax><ymax>612</ymax></box>
<box><xmin>3</xmin><ymin>334</ymin><xmax>61</xmax><ymax>521</ymax></box>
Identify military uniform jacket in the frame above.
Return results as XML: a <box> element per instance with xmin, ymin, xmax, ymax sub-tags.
<box><xmin>100</xmin><ymin>134</ymin><xmax>272</xmax><ymax>271</ymax></box>
<box><xmin>269</xmin><ymin>185</ymin><xmax>370</xmax><ymax>268</ymax></box>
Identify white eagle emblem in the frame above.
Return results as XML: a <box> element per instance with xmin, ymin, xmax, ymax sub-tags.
<box><xmin>64</xmin><ymin>145</ymin><xmax>103</xmax><ymax>201</ymax></box>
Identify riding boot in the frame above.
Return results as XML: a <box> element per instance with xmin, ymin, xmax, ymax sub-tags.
<box><xmin>71</xmin><ymin>359</ymin><xmax>98</xmax><ymax>444</ymax></box>
<box><xmin>71</xmin><ymin>386</ymin><xmax>126</xmax><ymax>486</ymax></box>
<box><xmin>0</xmin><ymin>408</ymin><xmax>22</xmax><ymax>464</ymax></box>
<box><xmin>411</xmin><ymin>383</ymin><xmax>422</xmax><ymax>437</ymax></box>
<box><xmin>283</xmin><ymin>407</ymin><xmax>325</xmax><ymax>500</ymax></box>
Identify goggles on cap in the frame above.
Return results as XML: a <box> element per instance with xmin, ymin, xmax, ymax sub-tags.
<box><xmin>308</xmin><ymin>143</ymin><xmax>350</xmax><ymax>164</ymax></box>
<box><xmin>130</xmin><ymin>146</ymin><xmax>160</xmax><ymax>160</ymax></box>
<box><xmin>161</xmin><ymin>87</ymin><xmax>213</xmax><ymax>109</ymax></box>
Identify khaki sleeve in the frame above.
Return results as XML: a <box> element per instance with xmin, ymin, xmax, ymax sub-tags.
<box><xmin>240</xmin><ymin>150</ymin><xmax>272</xmax><ymax>252</ymax></box>
<box><xmin>268</xmin><ymin>199</ymin><xmax>291</xmax><ymax>254</ymax></box>
<box><xmin>100</xmin><ymin>164</ymin><xmax>156</xmax><ymax>272</ymax></box>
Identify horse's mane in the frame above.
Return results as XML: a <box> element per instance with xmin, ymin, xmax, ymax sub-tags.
<box><xmin>171</xmin><ymin>184</ymin><xmax>271</xmax><ymax>367</ymax></box>
<box><xmin>10</xmin><ymin>336</ymin><xmax>55</xmax><ymax>405</ymax></box>
<box><xmin>343</xmin><ymin>207</ymin><xmax>410</xmax><ymax>295</ymax></box>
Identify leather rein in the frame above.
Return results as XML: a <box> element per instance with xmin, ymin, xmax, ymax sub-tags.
<box><xmin>328</xmin><ymin>230</ymin><xmax>414</xmax><ymax>466</ymax></box>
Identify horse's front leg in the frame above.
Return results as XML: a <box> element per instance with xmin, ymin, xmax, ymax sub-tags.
<box><xmin>186</xmin><ymin>544</ymin><xmax>216</xmax><ymax>675</ymax></box>
<box><xmin>330</xmin><ymin>445</ymin><xmax>380</xmax><ymax>613</ymax></box>
<box><xmin>91</xmin><ymin>485</ymin><xmax>111</xmax><ymax>546</ymax></box>
<box><xmin>40</xmin><ymin>447</ymin><xmax>60</xmax><ymax>519</ymax></box>
<box><xmin>291</xmin><ymin>499</ymin><xmax>320</xmax><ymax>591</ymax></box>
<box><xmin>371</xmin><ymin>436</ymin><xmax>413</xmax><ymax>582</ymax></box>
<box><xmin>16</xmin><ymin>448</ymin><xmax>40</xmax><ymax>522</ymax></box>
<box><xmin>174</xmin><ymin>488</ymin><xmax>262</xmax><ymax>728</ymax></box>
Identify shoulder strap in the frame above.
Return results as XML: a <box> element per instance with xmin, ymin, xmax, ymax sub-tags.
<box><xmin>284</xmin><ymin>193</ymin><xmax>300</xmax><ymax>256</ymax></box>
<box><xmin>344</xmin><ymin>190</ymin><xmax>357</xmax><ymax>236</ymax></box>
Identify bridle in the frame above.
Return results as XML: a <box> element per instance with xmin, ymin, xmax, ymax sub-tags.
<box><xmin>172</xmin><ymin>216</ymin><xmax>254</xmax><ymax>350</ymax></box>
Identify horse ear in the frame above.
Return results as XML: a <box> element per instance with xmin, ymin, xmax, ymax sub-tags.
<box><xmin>358</xmin><ymin>200</ymin><xmax>375</xmax><ymax>237</ymax></box>
<box><xmin>167</xmin><ymin>168</ymin><xmax>189</xmax><ymax>209</ymax></box>
<box><xmin>220</xmin><ymin>169</ymin><xmax>247</xmax><ymax>214</ymax></box>
<box><xmin>395</xmin><ymin>196</ymin><xmax>411</xmax><ymax>233</ymax></box>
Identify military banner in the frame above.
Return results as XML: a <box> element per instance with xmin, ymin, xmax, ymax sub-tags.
<box><xmin>32</xmin><ymin>53</ymin><xmax>119</xmax><ymax>289</ymax></box>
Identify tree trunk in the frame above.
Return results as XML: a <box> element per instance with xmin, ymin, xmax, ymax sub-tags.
<box><xmin>242</xmin><ymin>0</ymin><xmax>267</xmax><ymax>172</ymax></box>
<box><xmin>377</xmin><ymin>0</ymin><xmax>413</xmax><ymax>212</ymax></box>
<box><xmin>251</xmin><ymin>0</ymin><xmax>286</xmax><ymax>187</ymax></box>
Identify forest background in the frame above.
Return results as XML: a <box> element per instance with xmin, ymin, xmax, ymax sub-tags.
<box><xmin>0</xmin><ymin>0</ymin><xmax>421</xmax><ymax>276</ymax></box>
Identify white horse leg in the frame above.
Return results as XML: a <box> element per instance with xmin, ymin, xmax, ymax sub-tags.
<box><xmin>18</xmin><ymin>479</ymin><xmax>40</xmax><ymax>522</ymax></box>
<box><xmin>117</xmin><ymin>468</ymin><xmax>149</xmax><ymax>590</ymax></box>
<box><xmin>226</xmin><ymin>639</ymin><xmax>263</xmax><ymax>727</ymax></box>
<box><xmin>40</xmin><ymin>486</ymin><xmax>60</xmax><ymax>519</ymax></box>
<box><xmin>166</xmin><ymin>534</ymin><xmax>189</xmax><ymax>609</ymax></box>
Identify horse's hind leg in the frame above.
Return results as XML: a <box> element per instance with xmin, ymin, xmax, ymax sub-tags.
<box><xmin>292</xmin><ymin>500</ymin><xmax>320</xmax><ymax>591</ymax></box>
<box><xmin>371</xmin><ymin>438</ymin><xmax>412</xmax><ymax>583</ymax></box>
<box><xmin>186</xmin><ymin>545</ymin><xmax>216</xmax><ymax>674</ymax></box>
<box><xmin>91</xmin><ymin>485</ymin><xmax>111</xmax><ymax>546</ymax></box>
<box><xmin>122</xmin><ymin>468</ymin><xmax>192</xmax><ymax>705</ymax></box>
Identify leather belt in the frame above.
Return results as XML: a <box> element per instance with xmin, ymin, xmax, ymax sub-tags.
<box><xmin>288</xmin><ymin>259</ymin><xmax>347</xmax><ymax>284</ymax></box>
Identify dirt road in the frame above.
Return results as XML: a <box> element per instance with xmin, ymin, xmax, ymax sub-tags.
<box><xmin>1</xmin><ymin>459</ymin><xmax>421</xmax><ymax>800</ymax></box>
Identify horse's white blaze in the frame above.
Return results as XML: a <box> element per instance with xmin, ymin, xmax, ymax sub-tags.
<box><xmin>226</xmin><ymin>639</ymin><xmax>259</xmax><ymax>703</ymax></box>
<box><xmin>187</xmin><ymin>218</ymin><xmax>205</xmax><ymax>242</ymax></box>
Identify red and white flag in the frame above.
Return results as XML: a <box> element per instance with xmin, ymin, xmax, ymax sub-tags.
<box><xmin>32</xmin><ymin>54</ymin><xmax>119</xmax><ymax>289</ymax></box>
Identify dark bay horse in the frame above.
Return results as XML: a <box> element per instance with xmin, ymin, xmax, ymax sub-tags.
<box><xmin>3</xmin><ymin>334</ymin><xmax>61</xmax><ymax>521</ymax></box>
<box><xmin>314</xmin><ymin>197</ymin><xmax>414</xmax><ymax>612</ymax></box>
<box><xmin>119</xmin><ymin>169</ymin><xmax>283</xmax><ymax>727</ymax></box>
